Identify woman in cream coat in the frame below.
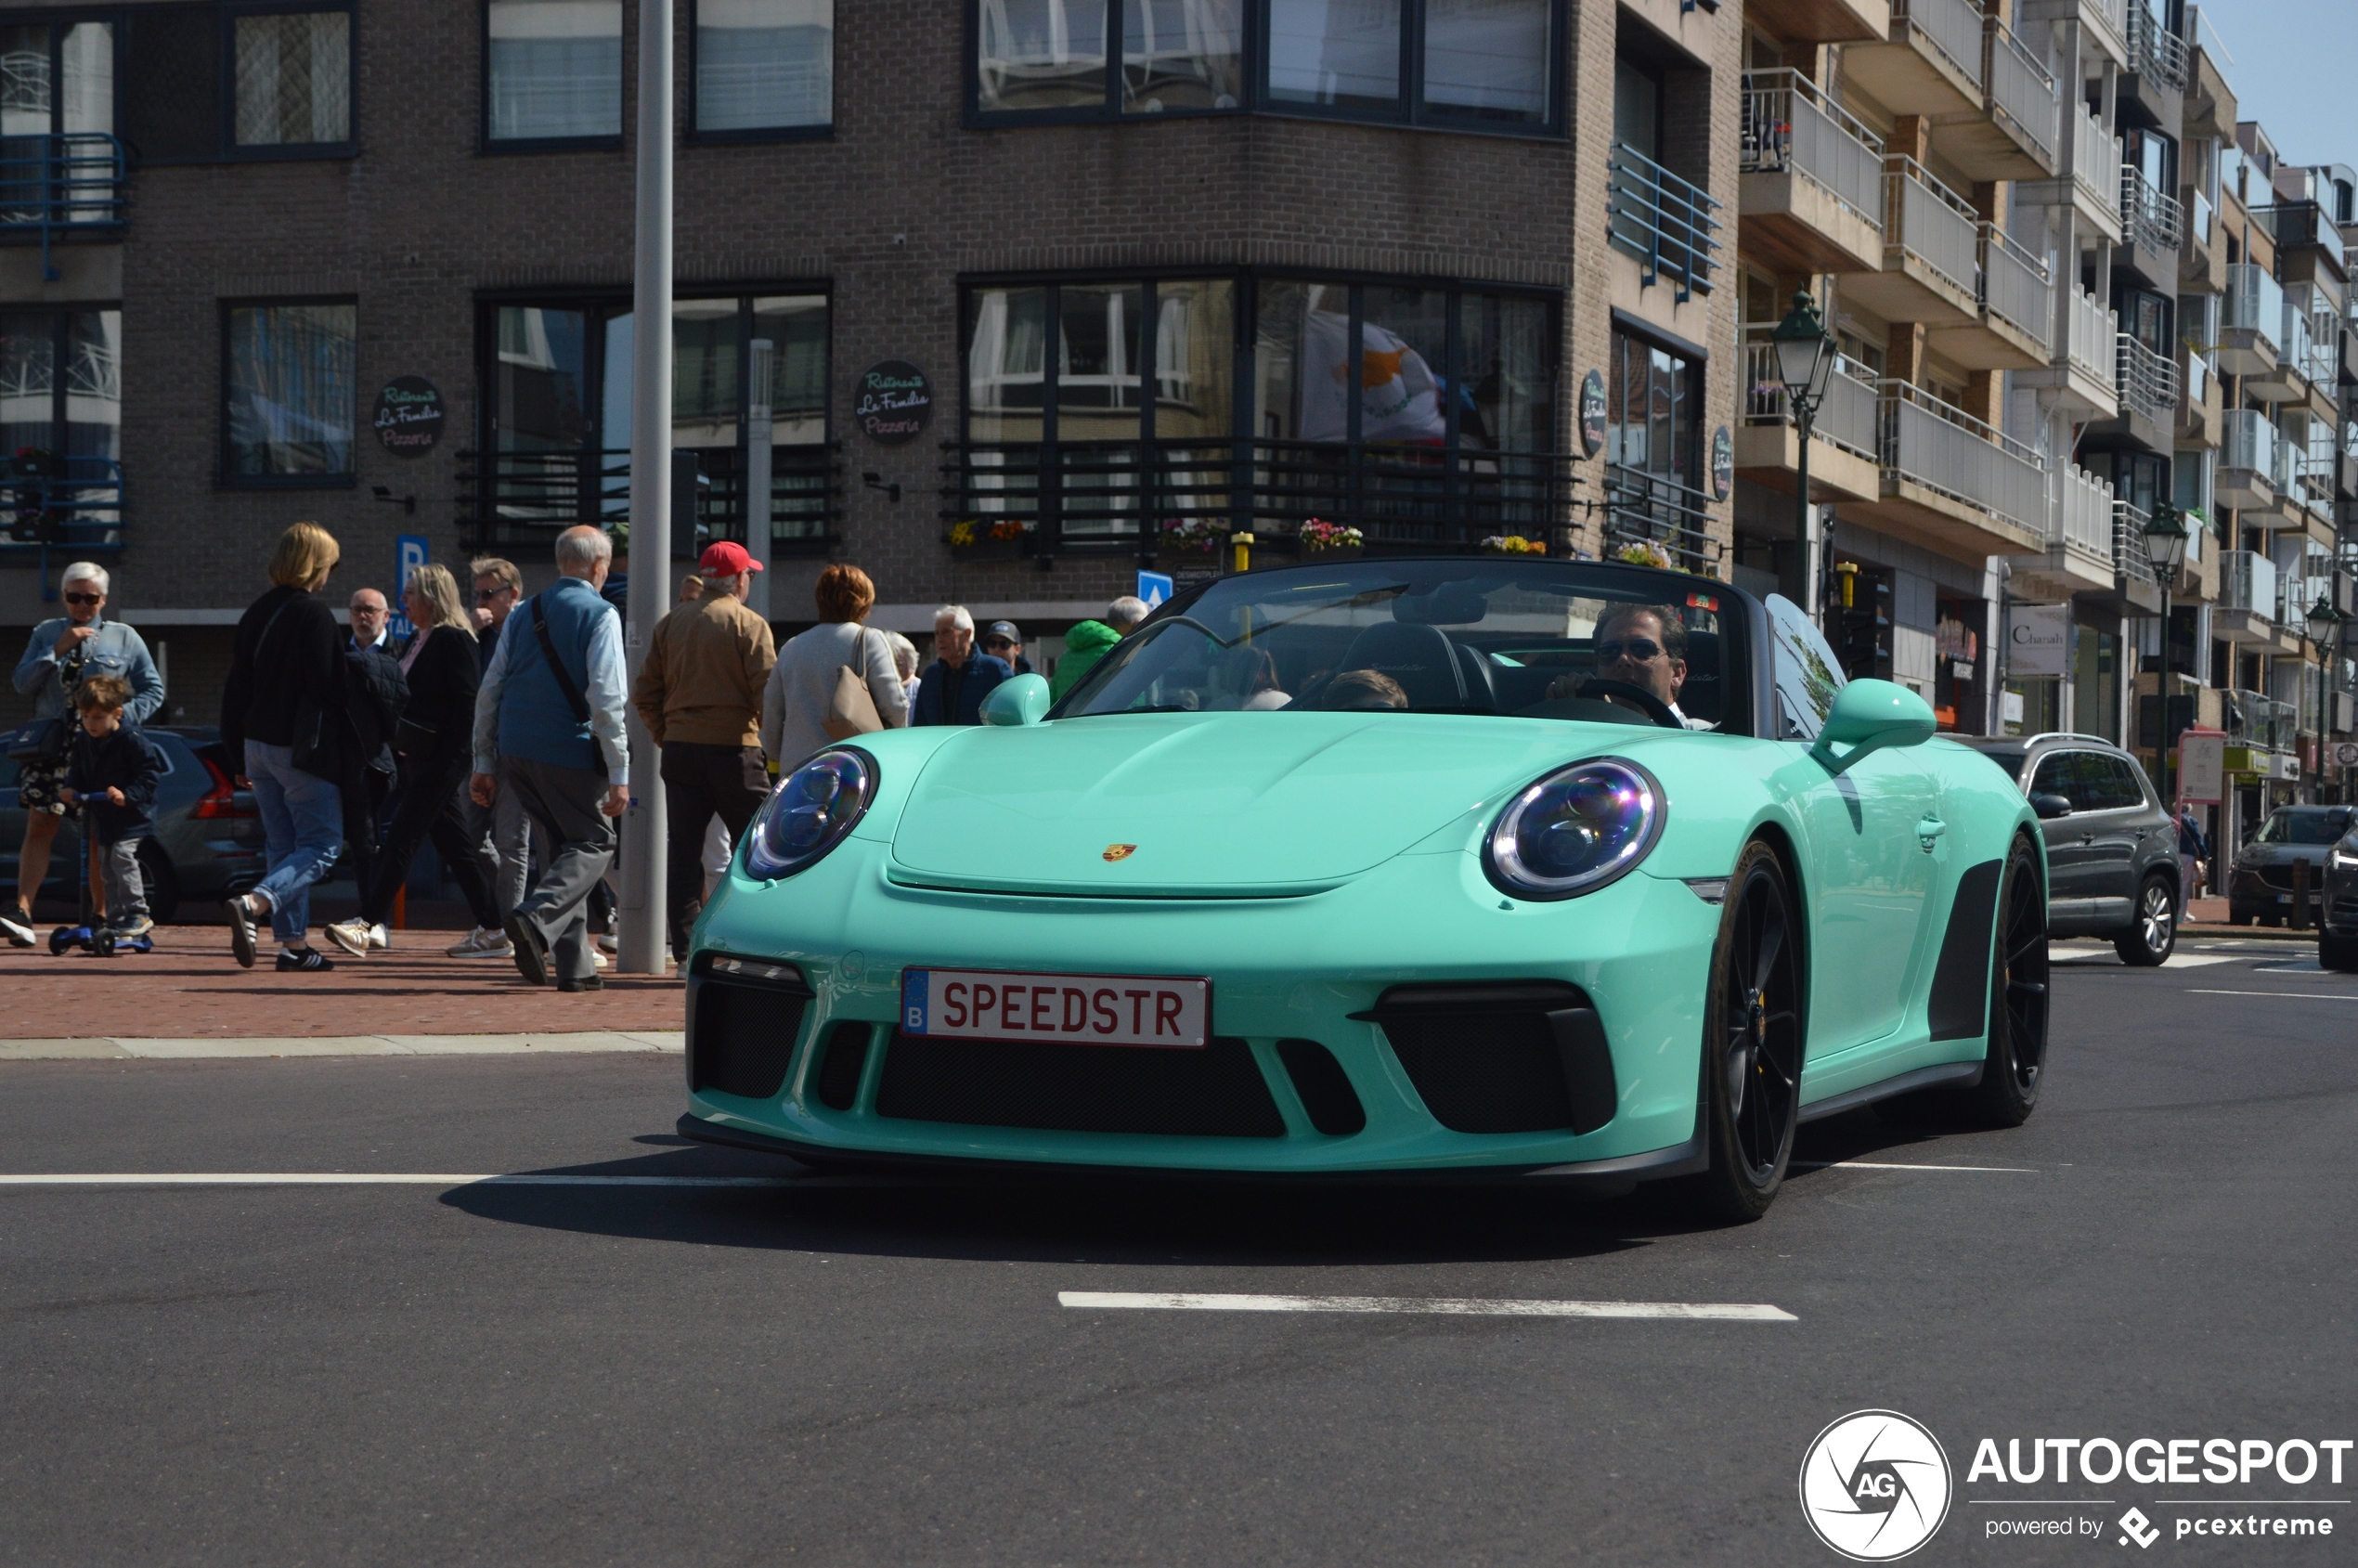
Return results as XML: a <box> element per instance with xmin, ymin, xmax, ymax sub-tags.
<box><xmin>760</xmin><ymin>564</ymin><xmax>908</xmax><ymax>770</ymax></box>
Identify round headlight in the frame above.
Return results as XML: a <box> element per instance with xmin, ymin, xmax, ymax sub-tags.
<box><xmin>745</xmin><ymin>749</ymin><xmax>875</xmax><ymax>880</ymax></box>
<box><xmin>1485</xmin><ymin>758</ymin><xmax>1665</xmax><ymax>901</ymax></box>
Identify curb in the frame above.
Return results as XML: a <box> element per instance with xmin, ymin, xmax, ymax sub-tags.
<box><xmin>0</xmin><ymin>1031</ymin><xmax>685</xmax><ymax>1060</ymax></box>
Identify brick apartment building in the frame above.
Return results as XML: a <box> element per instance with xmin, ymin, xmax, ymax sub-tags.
<box><xmin>0</xmin><ymin>0</ymin><xmax>1746</xmax><ymax>716</ymax></box>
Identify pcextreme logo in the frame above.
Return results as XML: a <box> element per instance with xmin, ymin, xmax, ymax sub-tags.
<box><xmin>1799</xmin><ymin>1410</ymin><xmax>1955</xmax><ymax>1562</ymax></box>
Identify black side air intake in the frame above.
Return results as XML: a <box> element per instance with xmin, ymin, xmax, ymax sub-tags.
<box><xmin>688</xmin><ymin>960</ymin><xmax>814</xmax><ymax>1101</ymax></box>
<box><xmin>813</xmin><ymin>1022</ymin><xmax>873</xmax><ymax>1111</ymax></box>
<box><xmin>1926</xmin><ymin>860</ymin><xmax>2004</xmax><ymax>1042</ymax></box>
<box><xmin>1276</xmin><ymin>1040</ymin><xmax>1367</xmax><ymax>1135</ymax></box>
<box><xmin>1358</xmin><ymin>982</ymin><xmax>1617</xmax><ymax>1135</ymax></box>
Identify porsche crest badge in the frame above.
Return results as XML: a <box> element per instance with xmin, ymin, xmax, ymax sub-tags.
<box><xmin>1103</xmin><ymin>844</ymin><xmax>1138</xmax><ymax>862</ymax></box>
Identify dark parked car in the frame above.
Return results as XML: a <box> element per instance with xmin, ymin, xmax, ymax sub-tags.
<box><xmin>1957</xmin><ymin>732</ymin><xmax>2180</xmax><ymax>965</ymax></box>
<box><xmin>2227</xmin><ymin>804</ymin><xmax>2353</xmax><ymax>928</ymax></box>
<box><xmin>2317</xmin><ymin>826</ymin><xmax>2358</xmax><ymax>971</ymax></box>
<box><xmin>0</xmin><ymin>724</ymin><xmax>265</xmax><ymax>924</ymax></box>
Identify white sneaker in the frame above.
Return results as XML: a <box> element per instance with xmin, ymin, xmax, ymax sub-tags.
<box><xmin>0</xmin><ymin>909</ymin><xmax>34</xmax><ymax>948</ymax></box>
<box><xmin>369</xmin><ymin>923</ymin><xmax>389</xmax><ymax>950</ymax></box>
<box><xmin>446</xmin><ymin>926</ymin><xmax>513</xmax><ymax>958</ymax></box>
<box><xmin>323</xmin><ymin>917</ymin><xmax>372</xmax><ymax>958</ymax></box>
<box><xmin>591</xmin><ymin>948</ymin><xmax>609</xmax><ymax>969</ymax></box>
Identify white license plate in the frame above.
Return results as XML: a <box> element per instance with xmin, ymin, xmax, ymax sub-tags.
<box><xmin>2279</xmin><ymin>894</ymin><xmax>2294</xmax><ymax>903</ymax></box>
<box><xmin>900</xmin><ymin>968</ymin><xmax>1211</xmax><ymax>1048</ymax></box>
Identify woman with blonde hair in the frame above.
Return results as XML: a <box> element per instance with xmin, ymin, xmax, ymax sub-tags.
<box><xmin>218</xmin><ymin>521</ymin><xmax>348</xmax><ymax>971</ymax></box>
<box><xmin>760</xmin><ymin>563</ymin><xmax>908</xmax><ymax>769</ymax></box>
<box><xmin>327</xmin><ymin>563</ymin><xmax>502</xmax><ymax>957</ymax></box>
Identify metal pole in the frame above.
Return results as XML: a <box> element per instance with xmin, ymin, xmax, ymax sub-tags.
<box><xmin>618</xmin><ymin>0</ymin><xmax>672</xmax><ymax>976</ymax></box>
<box><xmin>2157</xmin><ymin>583</ymin><xmax>2172</xmax><ymax>811</ymax></box>
<box><xmin>744</xmin><ymin>338</ymin><xmax>774</xmax><ymax>621</ymax></box>
<box><xmin>1794</xmin><ymin>403</ymin><xmax>1813</xmax><ymax>617</ymax></box>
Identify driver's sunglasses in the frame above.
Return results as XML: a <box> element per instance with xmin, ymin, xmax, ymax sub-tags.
<box><xmin>1595</xmin><ymin>638</ymin><xmax>1665</xmax><ymax>662</ymax></box>
<box><xmin>61</xmin><ymin>591</ymin><xmax>102</xmax><ymax>606</ymax></box>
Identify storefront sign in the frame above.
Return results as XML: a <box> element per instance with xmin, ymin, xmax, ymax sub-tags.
<box><xmin>2178</xmin><ymin>729</ymin><xmax>2225</xmax><ymax>804</ymax></box>
<box><xmin>371</xmin><ymin>376</ymin><xmax>445</xmax><ymax>456</ymax></box>
<box><xmin>2334</xmin><ymin>741</ymin><xmax>2358</xmax><ymax>770</ymax></box>
<box><xmin>856</xmin><ymin>359</ymin><xmax>931</xmax><ymax>445</ymax></box>
<box><xmin>1578</xmin><ymin>369</ymin><xmax>1606</xmax><ymax>457</ymax></box>
<box><xmin>2007</xmin><ymin>604</ymin><xmax>2068</xmax><ymax>679</ymax></box>
<box><xmin>1709</xmin><ymin>426</ymin><xmax>1733</xmax><ymax>499</ymax></box>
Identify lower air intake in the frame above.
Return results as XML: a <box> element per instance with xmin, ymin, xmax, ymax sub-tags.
<box><xmin>1367</xmin><ymin>982</ymin><xmax>1617</xmax><ymax>1135</ymax></box>
<box><xmin>875</xmin><ymin>1031</ymin><xmax>1286</xmax><ymax>1137</ymax></box>
<box><xmin>689</xmin><ymin>981</ymin><xmax>809</xmax><ymax>1101</ymax></box>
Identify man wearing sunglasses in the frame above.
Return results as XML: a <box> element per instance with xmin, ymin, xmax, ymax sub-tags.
<box><xmin>3</xmin><ymin>562</ymin><xmax>165</xmax><ymax>946</ymax></box>
<box><xmin>1552</xmin><ymin>603</ymin><xmax>1711</xmax><ymax>730</ymax></box>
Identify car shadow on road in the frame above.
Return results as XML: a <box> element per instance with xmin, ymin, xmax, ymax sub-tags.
<box><xmin>440</xmin><ymin>1108</ymin><xmax>1976</xmax><ymax>1268</ymax></box>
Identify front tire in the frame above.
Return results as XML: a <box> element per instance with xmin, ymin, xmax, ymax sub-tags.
<box><xmin>2113</xmin><ymin>874</ymin><xmax>2177</xmax><ymax>965</ymax></box>
<box><xmin>2320</xmin><ymin>930</ymin><xmax>2358</xmax><ymax>973</ymax></box>
<box><xmin>1961</xmin><ymin>835</ymin><xmax>2049</xmax><ymax>1127</ymax></box>
<box><xmin>1688</xmin><ymin>841</ymin><xmax>1804</xmax><ymax>1224</ymax></box>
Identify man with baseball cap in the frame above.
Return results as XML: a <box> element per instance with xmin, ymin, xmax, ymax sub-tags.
<box><xmin>979</xmin><ymin>620</ymin><xmax>1031</xmax><ymax>675</ymax></box>
<box><xmin>631</xmin><ymin>540</ymin><xmax>778</xmax><ymax>956</ymax></box>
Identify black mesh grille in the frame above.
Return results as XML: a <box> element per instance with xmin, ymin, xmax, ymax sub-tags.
<box><xmin>813</xmin><ymin>1022</ymin><xmax>872</xmax><ymax>1111</ymax></box>
<box><xmin>1276</xmin><ymin>1039</ymin><xmax>1367</xmax><ymax>1135</ymax></box>
<box><xmin>875</xmin><ymin>1031</ymin><xmax>1285</xmax><ymax>1137</ymax></box>
<box><xmin>1381</xmin><ymin>1009</ymin><xmax>1576</xmax><ymax>1133</ymax></box>
<box><xmin>689</xmin><ymin>982</ymin><xmax>808</xmax><ymax>1101</ymax></box>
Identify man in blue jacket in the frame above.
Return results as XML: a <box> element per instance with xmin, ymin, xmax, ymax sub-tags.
<box><xmin>3</xmin><ymin>562</ymin><xmax>164</xmax><ymax>947</ymax></box>
<box><xmin>911</xmin><ymin>605</ymin><xmax>1012</xmax><ymax>726</ymax></box>
<box><xmin>470</xmin><ymin>525</ymin><xmax>630</xmax><ymax>991</ymax></box>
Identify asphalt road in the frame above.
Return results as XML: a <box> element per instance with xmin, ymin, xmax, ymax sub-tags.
<box><xmin>2</xmin><ymin>938</ymin><xmax>2352</xmax><ymax>1567</ymax></box>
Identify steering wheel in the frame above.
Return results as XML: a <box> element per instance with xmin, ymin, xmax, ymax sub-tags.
<box><xmin>1575</xmin><ymin>678</ymin><xmax>1684</xmax><ymax>730</ymax></box>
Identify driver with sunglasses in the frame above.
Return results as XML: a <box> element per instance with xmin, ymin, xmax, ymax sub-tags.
<box><xmin>1548</xmin><ymin>603</ymin><xmax>1713</xmax><ymax>730</ymax></box>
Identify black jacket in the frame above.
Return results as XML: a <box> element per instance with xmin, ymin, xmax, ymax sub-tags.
<box><xmin>330</xmin><ymin>644</ymin><xmax>408</xmax><ymax>851</ymax></box>
<box><xmin>67</xmin><ymin>723</ymin><xmax>165</xmax><ymax>844</ymax></box>
<box><xmin>911</xmin><ymin>653</ymin><xmax>1013</xmax><ymax>726</ymax></box>
<box><xmin>396</xmin><ymin>625</ymin><xmax>482</xmax><ymax>766</ymax></box>
<box><xmin>219</xmin><ymin>586</ymin><xmax>343</xmax><ymax>762</ymax></box>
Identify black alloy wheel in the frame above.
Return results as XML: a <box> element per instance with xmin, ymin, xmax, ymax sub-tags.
<box><xmin>1963</xmin><ymin>835</ymin><xmax>2049</xmax><ymax>1127</ymax></box>
<box><xmin>2113</xmin><ymin>874</ymin><xmax>2176</xmax><ymax>966</ymax></box>
<box><xmin>1690</xmin><ymin>841</ymin><xmax>1803</xmax><ymax>1223</ymax></box>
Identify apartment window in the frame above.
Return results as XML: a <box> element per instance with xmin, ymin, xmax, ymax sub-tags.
<box><xmin>0</xmin><ymin>19</ymin><xmax>114</xmax><ymax>137</ymax></box>
<box><xmin>223</xmin><ymin>301</ymin><xmax>356</xmax><ymax>484</ymax></box>
<box><xmin>232</xmin><ymin>9</ymin><xmax>351</xmax><ymax>149</ymax></box>
<box><xmin>0</xmin><ymin>308</ymin><xmax>120</xmax><ymax>462</ymax></box>
<box><xmin>486</xmin><ymin>0</ymin><xmax>622</xmax><ymax>148</ymax></box>
<box><xmin>480</xmin><ymin>292</ymin><xmax>832</xmax><ymax>546</ymax></box>
<box><xmin>1606</xmin><ymin>327</ymin><xmax>1699</xmax><ymax>490</ymax></box>
<box><xmin>969</xmin><ymin>0</ymin><xmax>1557</xmax><ymax>131</ymax></box>
<box><xmin>693</xmin><ymin>0</ymin><xmax>832</xmax><ymax>136</ymax></box>
<box><xmin>958</xmin><ymin>273</ymin><xmax>1555</xmax><ymax>551</ymax></box>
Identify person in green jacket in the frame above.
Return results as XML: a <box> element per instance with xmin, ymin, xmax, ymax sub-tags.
<box><xmin>1050</xmin><ymin>595</ymin><xmax>1147</xmax><ymax>701</ymax></box>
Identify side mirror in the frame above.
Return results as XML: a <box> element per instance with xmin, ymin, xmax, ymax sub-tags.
<box><xmin>979</xmin><ymin>672</ymin><xmax>1051</xmax><ymax>727</ymax></box>
<box><xmin>1812</xmin><ymin>679</ymin><xmax>1937</xmax><ymax>772</ymax></box>
<box><xmin>2030</xmin><ymin>792</ymin><xmax>2074</xmax><ymax>821</ymax></box>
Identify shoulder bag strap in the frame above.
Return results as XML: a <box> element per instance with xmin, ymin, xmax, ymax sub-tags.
<box><xmin>530</xmin><ymin>594</ymin><xmax>594</xmax><ymax>726</ymax></box>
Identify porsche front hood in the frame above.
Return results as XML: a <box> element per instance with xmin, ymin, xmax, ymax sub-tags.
<box><xmin>884</xmin><ymin>711</ymin><xmax>1616</xmax><ymax>895</ymax></box>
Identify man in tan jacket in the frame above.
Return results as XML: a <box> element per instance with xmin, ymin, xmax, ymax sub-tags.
<box><xmin>632</xmin><ymin>540</ymin><xmax>777</xmax><ymax>953</ymax></box>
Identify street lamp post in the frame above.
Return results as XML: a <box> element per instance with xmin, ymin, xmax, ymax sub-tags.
<box><xmin>2306</xmin><ymin>595</ymin><xmax>2345</xmax><ymax>800</ymax></box>
<box><xmin>1771</xmin><ymin>291</ymin><xmax>1838</xmax><ymax>624</ymax></box>
<box><xmin>2143</xmin><ymin>501</ymin><xmax>2188</xmax><ymax>810</ymax></box>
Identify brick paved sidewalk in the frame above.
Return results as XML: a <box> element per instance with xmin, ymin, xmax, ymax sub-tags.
<box><xmin>0</xmin><ymin>925</ymin><xmax>683</xmax><ymax>1039</ymax></box>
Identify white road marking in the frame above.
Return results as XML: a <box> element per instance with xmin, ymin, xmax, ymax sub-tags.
<box><xmin>2183</xmin><ymin>990</ymin><xmax>2356</xmax><ymax>1002</ymax></box>
<box><xmin>1790</xmin><ymin>1160</ymin><xmax>2036</xmax><ymax>1173</ymax></box>
<box><xmin>0</xmin><ymin>1173</ymin><xmax>799</xmax><ymax>1187</ymax></box>
<box><xmin>2052</xmin><ymin>952</ymin><xmax>2235</xmax><ymax>969</ymax></box>
<box><xmin>1057</xmin><ymin>1290</ymin><xmax>1794</xmax><ymax>1321</ymax></box>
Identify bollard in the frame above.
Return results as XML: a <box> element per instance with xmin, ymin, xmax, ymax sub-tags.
<box><xmin>2292</xmin><ymin>857</ymin><xmax>2311</xmax><ymax>931</ymax></box>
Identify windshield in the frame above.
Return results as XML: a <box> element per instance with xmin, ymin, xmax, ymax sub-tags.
<box><xmin>1057</xmin><ymin>560</ymin><xmax>1748</xmax><ymax>732</ymax></box>
<box><xmin>2255</xmin><ymin>809</ymin><xmax>2354</xmax><ymax>845</ymax></box>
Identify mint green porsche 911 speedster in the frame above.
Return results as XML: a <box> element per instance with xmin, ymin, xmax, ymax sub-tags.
<box><xmin>678</xmin><ymin>558</ymin><xmax>2049</xmax><ymax>1218</ymax></box>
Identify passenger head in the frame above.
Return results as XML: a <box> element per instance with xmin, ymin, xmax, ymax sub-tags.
<box><xmin>1593</xmin><ymin>603</ymin><xmax>1688</xmax><ymax>707</ymax></box>
<box><xmin>1320</xmin><ymin>669</ymin><xmax>1409</xmax><ymax>710</ymax></box>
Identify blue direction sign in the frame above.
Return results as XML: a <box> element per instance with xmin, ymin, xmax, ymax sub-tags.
<box><xmin>1136</xmin><ymin>569</ymin><xmax>1173</xmax><ymax>610</ymax></box>
<box><xmin>391</xmin><ymin>534</ymin><xmax>428</xmax><ymax>640</ymax></box>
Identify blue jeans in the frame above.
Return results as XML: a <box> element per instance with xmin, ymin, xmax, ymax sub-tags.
<box><xmin>245</xmin><ymin>740</ymin><xmax>343</xmax><ymax>944</ymax></box>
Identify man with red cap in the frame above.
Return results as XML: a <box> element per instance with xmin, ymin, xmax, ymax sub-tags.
<box><xmin>631</xmin><ymin>540</ymin><xmax>778</xmax><ymax>956</ymax></box>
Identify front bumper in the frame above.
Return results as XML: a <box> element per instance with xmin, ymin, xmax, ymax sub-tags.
<box><xmin>680</xmin><ymin>838</ymin><xmax>1720</xmax><ymax>1176</ymax></box>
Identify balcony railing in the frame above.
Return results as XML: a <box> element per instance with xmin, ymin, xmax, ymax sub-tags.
<box><xmin>2114</xmin><ymin>499</ymin><xmax>2157</xmax><ymax>585</ymax></box>
<box><xmin>2225</xmin><ymin>686</ymin><xmax>2297</xmax><ymax>751</ymax></box>
<box><xmin>0</xmin><ymin>134</ymin><xmax>126</xmax><ymax>279</ymax></box>
<box><xmin>1885</xmin><ymin>158</ymin><xmax>1982</xmax><ymax>302</ymax></box>
<box><xmin>1740</xmin><ymin>70</ymin><xmax>1885</xmax><ymax>229</ymax></box>
<box><xmin>2222</xmin><ymin>551</ymin><xmax>2278</xmax><ymax>617</ymax></box>
<box><xmin>2251</xmin><ymin>201</ymin><xmax>2347</xmax><ymax>273</ymax></box>
<box><xmin>2065</xmin><ymin>290</ymin><xmax>2119</xmax><ymax>385</ymax></box>
<box><xmin>1603</xmin><ymin>464</ymin><xmax>1722</xmax><ymax>575</ymax></box>
<box><xmin>2223</xmin><ymin>408</ymin><xmax>2278</xmax><ymax>480</ymax></box>
<box><xmin>1986</xmin><ymin>19</ymin><xmax>2060</xmax><ymax>169</ymax></box>
<box><xmin>2277</xmin><ymin>302</ymin><xmax>2314</xmax><ymax>387</ymax></box>
<box><xmin>939</xmin><ymin>438</ymin><xmax>1584</xmax><ymax>554</ymax></box>
<box><xmin>1879</xmin><ymin>380</ymin><xmax>2048</xmax><ymax>536</ymax></box>
<box><xmin>2056</xmin><ymin>464</ymin><xmax>2117</xmax><ymax>565</ymax></box>
<box><xmin>458</xmin><ymin>446</ymin><xmax>839</xmax><ymax>551</ymax></box>
<box><xmin>1609</xmin><ymin>142</ymin><xmax>1723</xmax><ymax>301</ymax></box>
<box><xmin>2223</xmin><ymin>263</ymin><xmax>2284</xmax><ymax>347</ymax></box>
<box><xmin>1983</xmin><ymin>223</ymin><xmax>2054</xmax><ymax>351</ymax></box>
<box><xmin>0</xmin><ymin>455</ymin><xmax>123</xmax><ymax>551</ymax></box>
<box><xmin>2126</xmin><ymin>0</ymin><xmax>2189</xmax><ymax>90</ymax></box>
<box><xmin>1741</xmin><ymin>335</ymin><xmax>1881</xmax><ymax>461</ymax></box>
<box><xmin>1894</xmin><ymin>0</ymin><xmax>1987</xmax><ymax>91</ymax></box>
<box><xmin>2116</xmin><ymin>333</ymin><xmax>2182</xmax><ymax>421</ymax></box>
<box><xmin>2187</xmin><ymin>186</ymin><xmax>2213</xmax><ymax>250</ymax></box>
<box><xmin>2121</xmin><ymin>167</ymin><xmax>2184</xmax><ymax>253</ymax></box>
<box><xmin>2183</xmin><ymin>346</ymin><xmax>2209</xmax><ymax>409</ymax></box>
<box><xmin>2068</xmin><ymin>106</ymin><xmax>2123</xmax><ymax>221</ymax></box>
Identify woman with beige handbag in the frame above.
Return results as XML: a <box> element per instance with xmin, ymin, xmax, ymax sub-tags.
<box><xmin>760</xmin><ymin>564</ymin><xmax>909</xmax><ymax>771</ymax></box>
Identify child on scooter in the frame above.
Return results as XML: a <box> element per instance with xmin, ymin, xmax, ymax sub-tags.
<box><xmin>58</xmin><ymin>674</ymin><xmax>163</xmax><ymax>946</ymax></box>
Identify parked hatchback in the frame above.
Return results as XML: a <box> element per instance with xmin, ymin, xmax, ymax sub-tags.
<box><xmin>2228</xmin><ymin>805</ymin><xmax>2354</xmax><ymax>928</ymax></box>
<box><xmin>2316</xmin><ymin>826</ymin><xmax>2358</xmax><ymax>971</ymax></box>
<box><xmin>1956</xmin><ymin>733</ymin><xmax>2180</xmax><ymax>965</ymax></box>
<box><xmin>0</xmin><ymin>723</ymin><xmax>265</xmax><ymax>924</ymax></box>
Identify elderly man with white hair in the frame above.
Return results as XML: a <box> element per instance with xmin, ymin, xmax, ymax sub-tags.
<box><xmin>470</xmin><ymin>525</ymin><xmax>630</xmax><ymax>991</ymax></box>
<box><xmin>910</xmin><ymin>604</ymin><xmax>1013</xmax><ymax>726</ymax></box>
<box><xmin>2</xmin><ymin>563</ymin><xmax>163</xmax><ymax>946</ymax></box>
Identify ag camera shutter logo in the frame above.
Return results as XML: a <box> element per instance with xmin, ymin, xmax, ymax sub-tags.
<box><xmin>1799</xmin><ymin>1410</ymin><xmax>1954</xmax><ymax>1561</ymax></box>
